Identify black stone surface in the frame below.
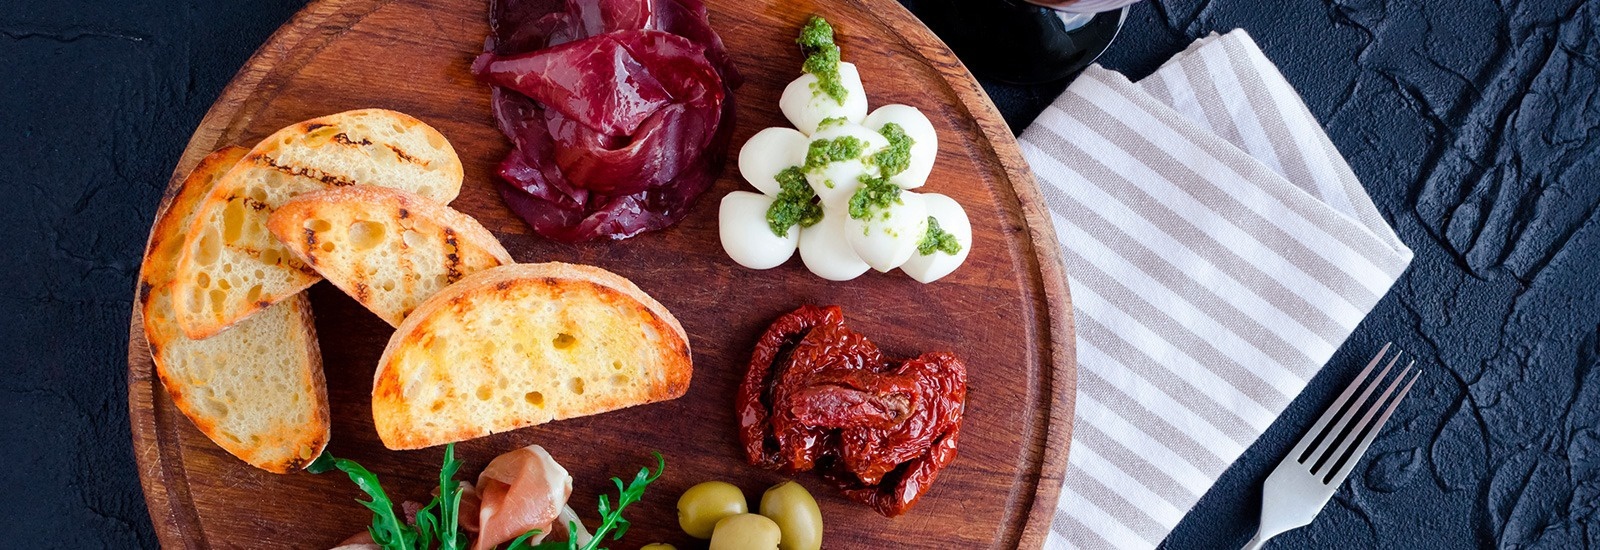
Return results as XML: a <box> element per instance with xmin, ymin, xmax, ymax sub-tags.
<box><xmin>3</xmin><ymin>1</ymin><xmax>1597</xmax><ymax>548</ymax></box>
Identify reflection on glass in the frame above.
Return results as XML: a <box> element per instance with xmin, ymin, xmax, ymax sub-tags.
<box><xmin>911</xmin><ymin>0</ymin><xmax>1139</xmax><ymax>85</ymax></box>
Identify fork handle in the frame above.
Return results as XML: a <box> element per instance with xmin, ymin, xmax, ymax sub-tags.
<box><xmin>1241</xmin><ymin>529</ymin><xmax>1267</xmax><ymax>550</ymax></box>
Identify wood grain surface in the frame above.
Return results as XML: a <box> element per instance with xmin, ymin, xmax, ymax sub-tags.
<box><xmin>127</xmin><ymin>0</ymin><xmax>1077</xmax><ymax>547</ymax></box>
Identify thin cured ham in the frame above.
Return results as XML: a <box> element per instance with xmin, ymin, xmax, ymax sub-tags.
<box><xmin>475</xmin><ymin>0</ymin><xmax>740</xmax><ymax>241</ymax></box>
<box><xmin>326</xmin><ymin>447</ymin><xmax>586</xmax><ymax>550</ymax></box>
<box><xmin>473</xmin><ymin>444</ymin><xmax>574</xmax><ymax>550</ymax></box>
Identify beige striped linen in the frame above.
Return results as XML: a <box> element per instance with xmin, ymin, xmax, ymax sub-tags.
<box><xmin>1019</xmin><ymin>30</ymin><xmax>1413</xmax><ymax>549</ymax></box>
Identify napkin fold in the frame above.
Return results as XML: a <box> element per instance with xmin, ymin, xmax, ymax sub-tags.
<box><xmin>1018</xmin><ymin>30</ymin><xmax>1413</xmax><ymax>549</ymax></box>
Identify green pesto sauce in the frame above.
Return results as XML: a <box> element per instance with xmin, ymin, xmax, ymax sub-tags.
<box><xmin>918</xmin><ymin>216</ymin><xmax>962</xmax><ymax>255</ymax></box>
<box><xmin>816</xmin><ymin>116</ymin><xmax>849</xmax><ymax>131</ymax></box>
<box><xmin>766</xmin><ymin>166</ymin><xmax>824</xmax><ymax>236</ymax></box>
<box><xmin>804</xmin><ymin>135</ymin><xmax>866</xmax><ymax>172</ymax></box>
<box><xmin>849</xmin><ymin>174</ymin><xmax>903</xmax><ymax>221</ymax></box>
<box><xmin>870</xmin><ymin>123</ymin><xmax>915</xmax><ymax>177</ymax></box>
<box><xmin>797</xmin><ymin>16</ymin><xmax>847</xmax><ymax>105</ymax></box>
<box><xmin>797</xmin><ymin>15</ymin><xmax>834</xmax><ymax>50</ymax></box>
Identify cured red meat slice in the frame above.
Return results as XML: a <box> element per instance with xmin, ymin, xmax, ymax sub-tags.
<box><xmin>645</xmin><ymin>0</ymin><xmax>743</xmax><ymax>87</ymax></box>
<box><xmin>482</xmin><ymin>0</ymin><xmax>739</xmax><ymax>241</ymax></box>
<box><xmin>477</xmin><ymin>38</ymin><xmax>673</xmax><ymax>137</ymax></box>
<box><xmin>497</xmin><ymin>94</ymin><xmax>731</xmax><ymax>241</ymax></box>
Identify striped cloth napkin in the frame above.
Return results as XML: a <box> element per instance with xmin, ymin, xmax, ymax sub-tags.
<box><xmin>1018</xmin><ymin>30</ymin><xmax>1413</xmax><ymax>549</ymax></box>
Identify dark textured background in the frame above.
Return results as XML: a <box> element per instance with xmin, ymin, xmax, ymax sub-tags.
<box><xmin>3</xmin><ymin>0</ymin><xmax>1596</xmax><ymax>548</ymax></box>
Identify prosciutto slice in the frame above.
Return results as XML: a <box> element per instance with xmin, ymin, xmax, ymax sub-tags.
<box><xmin>476</xmin><ymin>0</ymin><xmax>739</xmax><ymax>241</ymax></box>
<box><xmin>473</xmin><ymin>444</ymin><xmax>575</xmax><ymax>550</ymax></box>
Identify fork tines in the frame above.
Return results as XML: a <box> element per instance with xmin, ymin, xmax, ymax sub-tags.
<box><xmin>1290</xmin><ymin>342</ymin><xmax>1420</xmax><ymax>484</ymax></box>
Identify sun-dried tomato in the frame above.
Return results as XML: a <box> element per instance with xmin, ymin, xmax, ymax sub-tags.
<box><xmin>736</xmin><ymin>306</ymin><xmax>967</xmax><ymax>517</ymax></box>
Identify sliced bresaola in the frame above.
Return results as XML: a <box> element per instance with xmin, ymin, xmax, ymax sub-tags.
<box><xmin>480</xmin><ymin>0</ymin><xmax>739</xmax><ymax>241</ymax></box>
<box><xmin>477</xmin><ymin>30</ymin><xmax>724</xmax><ymax>193</ymax></box>
<box><xmin>497</xmin><ymin>93</ymin><xmax>733</xmax><ymax>241</ymax></box>
<box><xmin>489</xmin><ymin>0</ymin><xmax>741</xmax><ymax>85</ymax></box>
<box><xmin>641</xmin><ymin>0</ymin><xmax>742</xmax><ymax>87</ymax></box>
<box><xmin>477</xmin><ymin>32</ymin><xmax>674</xmax><ymax>137</ymax></box>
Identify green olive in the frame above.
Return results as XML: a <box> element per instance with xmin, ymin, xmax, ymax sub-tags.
<box><xmin>709</xmin><ymin>513</ymin><xmax>782</xmax><ymax>550</ymax></box>
<box><xmin>678</xmin><ymin>480</ymin><xmax>748</xmax><ymax>539</ymax></box>
<box><xmin>639</xmin><ymin>545</ymin><xmax>676</xmax><ymax>550</ymax></box>
<box><xmin>759</xmin><ymin>481</ymin><xmax>823</xmax><ymax>550</ymax></box>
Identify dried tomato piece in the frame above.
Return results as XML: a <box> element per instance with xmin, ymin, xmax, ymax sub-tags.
<box><xmin>737</xmin><ymin>305</ymin><xmax>842</xmax><ymax>469</ymax></box>
<box><xmin>738</xmin><ymin>306</ymin><xmax>968</xmax><ymax>517</ymax></box>
<box><xmin>837</xmin><ymin>424</ymin><xmax>962</xmax><ymax>517</ymax></box>
<box><xmin>768</xmin><ymin>320</ymin><xmax>883</xmax><ymax>473</ymax></box>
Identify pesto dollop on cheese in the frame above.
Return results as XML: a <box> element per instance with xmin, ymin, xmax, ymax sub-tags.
<box><xmin>848</xmin><ymin>174</ymin><xmax>903</xmax><ymax>221</ymax></box>
<box><xmin>870</xmin><ymin>122</ymin><xmax>914</xmax><ymax>177</ymax></box>
<box><xmin>804</xmin><ymin>135</ymin><xmax>867</xmax><ymax>173</ymax></box>
<box><xmin>917</xmin><ymin>216</ymin><xmax>962</xmax><ymax>255</ymax></box>
<box><xmin>816</xmin><ymin>116</ymin><xmax>849</xmax><ymax>131</ymax></box>
<box><xmin>766</xmin><ymin>166</ymin><xmax>824</xmax><ymax>236</ymax></box>
<box><xmin>797</xmin><ymin>16</ymin><xmax>847</xmax><ymax>105</ymax></box>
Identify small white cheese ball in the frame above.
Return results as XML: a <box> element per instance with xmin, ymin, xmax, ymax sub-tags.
<box><xmin>863</xmin><ymin>104</ymin><xmax>939</xmax><ymax>189</ymax></box>
<box><xmin>738</xmin><ymin>127</ymin><xmax>810</xmax><ymax>196</ymax></box>
<box><xmin>719</xmin><ymin>191</ymin><xmax>798</xmax><ymax>270</ymax></box>
<box><xmin>900</xmin><ymin>193</ymin><xmax>972</xmax><ymax>283</ymax></box>
<box><xmin>845</xmin><ymin>191</ymin><xmax>929</xmax><ymax>272</ymax></box>
<box><xmin>799</xmin><ymin>211</ymin><xmax>871</xmax><ymax>281</ymax></box>
<box><xmin>804</xmin><ymin>122</ymin><xmax>889</xmax><ymax>209</ymax></box>
<box><xmin>780</xmin><ymin>62</ymin><xmax>869</xmax><ymax>136</ymax></box>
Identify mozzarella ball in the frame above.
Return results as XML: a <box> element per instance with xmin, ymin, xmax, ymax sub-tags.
<box><xmin>720</xmin><ymin>191</ymin><xmax>798</xmax><ymax>269</ymax></box>
<box><xmin>845</xmin><ymin>191</ymin><xmax>929</xmax><ymax>272</ymax></box>
<box><xmin>780</xmin><ymin>62</ymin><xmax>869</xmax><ymax>136</ymax></box>
<box><xmin>799</xmin><ymin>211</ymin><xmax>870</xmax><ymax>281</ymax></box>
<box><xmin>900</xmin><ymin>193</ymin><xmax>972</xmax><ymax>283</ymax></box>
<box><xmin>864</xmin><ymin>104</ymin><xmax>939</xmax><ymax>189</ymax></box>
<box><xmin>804</xmin><ymin>122</ymin><xmax>889</xmax><ymax>209</ymax></box>
<box><xmin>738</xmin><ymin>127</ymin><xmax>810</xmax><ymax>196</ymax></box>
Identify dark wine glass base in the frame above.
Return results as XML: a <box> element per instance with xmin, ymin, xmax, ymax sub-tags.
<box><xmin>907</xmin><ymin>1</ymin><xmax>1128</xmax><ymax>85</ymax></box>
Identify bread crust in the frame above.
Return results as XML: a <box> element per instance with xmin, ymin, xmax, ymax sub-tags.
<box><xmin>171</xmin><ymin>109</ymin><xmax>464</xmax><ymax>339</ymax></box>
<box><xmin>138</xmin><ymin>146</ymin><xmax>331</xmax><ymax>473</ymax></box>
<box><xmin>372</xmin><ymin>263</ymin><xmax>693</xmax><ymax>450</ymax></box>
<box><xmin>266</xmin><ymin>185</ymin><xmax>513</xmax><ymax>326</ymax></box>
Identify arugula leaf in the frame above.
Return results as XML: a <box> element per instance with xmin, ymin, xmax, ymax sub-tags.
<box><xmin>409</xmin><ymin>443</ymin><xmax>467</xmax><ymax>550</ymax></box>
<box><xmin>502</xmin><ymin>530</ymin><xmax>542</xmax><ymax>550</ymax></box>
<box><xmin>308</xmin><ymin>450</ymin><xmax>417</xmax><ymax>550</ymax></box>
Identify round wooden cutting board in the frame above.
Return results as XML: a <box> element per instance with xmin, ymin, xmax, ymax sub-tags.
<box><xmin>127</xmin><ymin>0</ymin><xmax>1076</xmax><ymax>547</ymax></box>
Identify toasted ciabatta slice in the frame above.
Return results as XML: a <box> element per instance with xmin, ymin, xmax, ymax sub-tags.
<box><xmin>172</xmin><ymin>109</ymin><xmax>464</xmax><ymax>339</ymax></box>
<box><xmin>372</xmin><ymin>262</ymin><xmax>692</xmax><ymax>450</ymax></box>
<box><xmin>138</xmin><ymin>145</ymin><xmax>330</xmax><ymax>473</ymax></box>
<box><xmin>266</xmin><ymin>185</ymin><xmax>514</xmax><ymax>327</ymax></box>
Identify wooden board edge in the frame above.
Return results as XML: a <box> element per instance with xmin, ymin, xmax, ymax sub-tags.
<box><xmin>128</xmin><ymin>305</ymin><xmax>195</xmax><ymax>550</ymax></box>
<box><xmin>866</xmin><ymin>2</ymin><xmax>1077</xmax><ymax>548</ymax></box>
<box><xmin>127</xmin><ymin>0</ymin><xmax>393</xmax><ymax>545</ymax></box>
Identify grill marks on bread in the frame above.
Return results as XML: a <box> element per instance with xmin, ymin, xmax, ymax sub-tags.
<box><xmin>137</xmin><ymin>146</ymin><xmax>330</xmax><ymax>473</ymax></box>
<box><xmin>258</xmin><ymin>154</ymin><xmax>362</xmax><ymax>188</ymax></box>
<box><xmin>268</xmin><ymin>185</ymin><xmax>512</xmax><ymax>327</ymax></box>
<box><xmin>170</xmin><ymin>109</ymin><xmax>464</xmax><ymax>338</ymax></box>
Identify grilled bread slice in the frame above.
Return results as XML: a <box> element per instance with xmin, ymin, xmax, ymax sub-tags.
<box><xmin>266</xmin><ymin>185</ymin><xmax>514</xmax><ymax>327</ymax></box>
<box><xmin>172</xmin><ymin>109</ymin><xmax>464</xmax><ymax>339</ymax></box>
<box><xmin>372</xmin><ymin>262</ymin><xmax>692</xmax><ymax>450</ymax></box>
<box><xmin>138</xmin><ymin>145</ymin><xmax>330</xmax><ymax>473</ymax></box>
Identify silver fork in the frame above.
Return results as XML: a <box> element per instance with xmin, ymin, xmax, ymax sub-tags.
<box><xmin>1243</xmin><ymin>343</ymin><xmax>1420</xmax><ymax>550</ymax></box>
